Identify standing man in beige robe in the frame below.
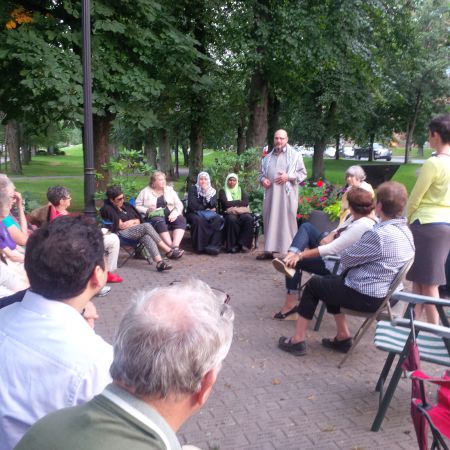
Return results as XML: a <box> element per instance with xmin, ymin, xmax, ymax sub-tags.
<box><xmin>257</xmin><ymin>129</ymin><xmax>307</xmax><ymax>260</ymax></box>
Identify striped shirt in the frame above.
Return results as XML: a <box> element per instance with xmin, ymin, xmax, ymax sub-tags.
<box><xmin>340</xmin><ymin>218</ymin><xmax>415</xmax><ymax>298</ymax></box>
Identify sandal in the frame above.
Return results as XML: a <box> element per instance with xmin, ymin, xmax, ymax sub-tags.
<box><xmin>156</xmin><ymin>261</ymin><xmax>172</xmax><ymax>272</ymax></box>
<box><xmin>166</xmin><ymin>247</ymin><xmax>184</xmax><ymax>260</ymax></box>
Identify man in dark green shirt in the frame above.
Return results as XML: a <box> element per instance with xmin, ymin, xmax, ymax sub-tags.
<box><xmin>15</xmin><ymin>280</ymin><xmax>234</xmax><ymax>450</ymax></box>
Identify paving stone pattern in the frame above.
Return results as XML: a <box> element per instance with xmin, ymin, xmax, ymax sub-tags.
<box><xmin>95</xmin><ymin>238</ymin><xmax>438</xmax><ymax>450</ymax></box>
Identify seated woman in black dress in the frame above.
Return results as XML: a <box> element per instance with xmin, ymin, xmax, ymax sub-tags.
<box><xmin>186</xmin><ymin>172</ymin><xmax>223</xmax><ymax>256</ymax></box>
<box><xmin>100</xmin><ymin>186</ymin><xmax>181</xmax><ymax>272</ymax></box>
<box><xmin>219</xmin><ymin>173</ymin><xmax>253</xmax><ymax>253</ymax></box>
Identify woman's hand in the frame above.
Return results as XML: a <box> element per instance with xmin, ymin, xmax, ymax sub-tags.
<box><xmin>168</xmin><ymin>211</ymin><xmax>178</xmax><ymax>222</ymax></box>
<box><xmin>320</xmin><ymin>231</ymin><xmax>336</xmax><ymax>246</ymax></box>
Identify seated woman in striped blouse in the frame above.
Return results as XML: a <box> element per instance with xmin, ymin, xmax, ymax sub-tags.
<box><xmin>272</xmin><ymin>188</ymin><xmax>377</xmax><ymax>319</ymax></box>
<box><xmin>277</xmin><ymin>181</ymin><xmax>415</xmax><ymax>356</ymax></box>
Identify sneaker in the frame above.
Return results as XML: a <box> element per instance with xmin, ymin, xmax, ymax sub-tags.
<box><xmin>107</xmin><ymin>272</ymin><xmax>123</xmax><ymax>283</ymax></box>
<box><xmin>96</xmin><ymin>286</ymin><xmax>111</xmax><ymax>297</ymax></box>
<box><xmin>272</xmin><ymin>258</ymin><xmax>296</xmax><ymax>278</ymax></box>
<box><xmin>278</xmin><ymin>336</ymin><xmax>306</xmax><ymax>356</ymax></box>
<box><xmin>321</xmin><ymin>337</ymin><xmax>353</xmax><ymax>354</ymax></box>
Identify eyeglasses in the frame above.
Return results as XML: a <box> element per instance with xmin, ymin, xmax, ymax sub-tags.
<box><xmin>168</xmin><ymin>280</ymin><xmax>231</xmax><ymax>317</ymax></box>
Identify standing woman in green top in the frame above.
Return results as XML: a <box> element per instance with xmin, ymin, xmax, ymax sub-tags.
<box><xmin>406</xmin><ymin>114</ymin><xmax>450</xmax><ymax>324</ymax></box>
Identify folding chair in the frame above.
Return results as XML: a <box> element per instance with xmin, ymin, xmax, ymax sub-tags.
<box><xmin>337</xmin><ymin>257</ymin><xmax>414</xmax><ymax>368</ymax></box>
<box><xmin>101</xmin><ymin>219</ymin><xmax>150</xmax><ymax>269</ymax></box>
<box><xmin>409</xmin><ymin>368</ymin><xmax>450</xmax><ymax>450</ymax></box>
<box><xmin>371</xmin><ymin>293</ymin><xmax>450</xmax><ymax>432</ymax></box>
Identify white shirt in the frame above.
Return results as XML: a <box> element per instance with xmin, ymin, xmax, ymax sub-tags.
<box><xmin>0</xmin><ymin>290</ymin><xmax>113</xmax><ymax>450</ymax></box>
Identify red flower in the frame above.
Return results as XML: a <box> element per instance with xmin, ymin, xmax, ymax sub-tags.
<box><xmin>317</xmin><ymin>180</ymin><xmax>324</xmax><ymax>187</ymax></box>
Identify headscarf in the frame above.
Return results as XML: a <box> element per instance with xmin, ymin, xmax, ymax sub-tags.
<box><xmin>196</xmin><ymin>172</ymin><xmax>216</xmax><ymax>203</ymax></box>
<box><xmin>224</xmin><ymin>173</ymin><xmax>242</xmax><ymax>201</ymax></box>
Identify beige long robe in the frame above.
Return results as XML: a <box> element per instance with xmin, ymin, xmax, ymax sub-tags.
<box><xmin>260</xmin><ymin>146</ymin><xmax>307</xmax><ymax>253</ymax></box>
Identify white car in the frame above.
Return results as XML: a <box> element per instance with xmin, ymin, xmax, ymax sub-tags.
<box><xmin>341</xmin><ymin>146</ymin><xmax>354</xmax><ymax>158</ymax></box>
<box><xmin>324</xmin><ymin>146</ymin><xmax>336</xmax><ymax>158</ymax></box>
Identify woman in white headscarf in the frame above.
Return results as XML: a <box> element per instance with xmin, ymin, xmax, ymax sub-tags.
<box><xmin>219</xmin><ymin>173</ymin><xmax>253</xmax><ymax>253</ymax></box>
<box><xmin>186</xmin><ymin>172</ymin><xmax>224</xmax><ymax>255</ymax></box>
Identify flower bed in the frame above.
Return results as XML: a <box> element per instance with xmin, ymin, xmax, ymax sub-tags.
<box><xmin>297</xmin><ymin>180</ymin><xmax>339</xmax><ymax>220</ymax></box>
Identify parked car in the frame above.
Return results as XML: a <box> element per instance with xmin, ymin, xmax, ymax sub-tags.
<box><xmin>354</xmin><ymin>143</ymin><xmax>392</xmax><ymax>161</ymax></box>
<box><xmin>324</xmin><ymin>146</ymin><xmax>336</xmax><ymax>158</ymax></box>
<box><xmin>340</xmin><ymin>145</ymin><xmax>355</xmax><ymax>158</ymax></box>
<box><xmin>296</xmin><ymin>145</ymin><xmax>314</xmax><ymax>157</ymax></box>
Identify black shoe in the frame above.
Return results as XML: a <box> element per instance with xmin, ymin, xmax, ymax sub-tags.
<box><xmin>321</xmin><ymin>337</ymin><xmax>353</xmax><ymax>354</ymax></box>
<box><xmin>278</xmin><ymin>336</ymin><xmax>306</xmax><ymax>356</ymax></box>
<box><xmin>205</xmin><ymin>246</ymin><xmax>220</xmax><ymax>256</ymax></box>
<box><xmin>273</xmin><ymin>305</ymin><xmax>298</xmax><ymax>320</ymax></box>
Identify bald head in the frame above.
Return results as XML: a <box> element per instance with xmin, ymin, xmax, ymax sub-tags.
<box><xmin>274</xmin><ymin>129</ymin><xmax>288</xmax><ymax>150</ymax></box>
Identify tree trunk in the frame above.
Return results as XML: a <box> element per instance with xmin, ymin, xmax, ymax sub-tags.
<box><xmin>144</xmin><ymin>131</ymin><xmax>157</xmax><ymax>169</ymax></box>
<box><xmin>368</xmin><ymin>133</ymin><xmax>375</xmax><ymax>162</ymax></box>
<box><xmin>267</xmin><ymin>89</ymin><xmax>280</xmax><ymax>144</ymax></box>
<box><xmin>405</xmin><ymin>90</ymin><xmax>422</xmax><ymax>164</ymax></box>
<box><xmin>417</xmin><ymin>142</ymin><xmax>424</xmax><ymax>157</ymax></box>
<box><xmin>334</xmin><ymin>134</ymin><xmax>340</xmax><ymax>160</ymax></box>
<box><xmin>312</xmin><ymin>141</ymin><xmax>326</xmax><ymax>180</ymax></box>
<box><xmin>181</xmin><ymin>141</ymin><xmax>189</xmax><ymax>167</ymax></box>
<box><xmin>245</xmin><ymin>70</ymin><xmax>268</xmax><ymax>149</ymax></box>
<box><xmin>22</xmin><ymin>145</ymin><xmax>31</xmax><ymax>165</ymax></box>
<box><xmin>158</xmin><ymin>128</ymin><xmax>174</xmax><ymax>178</ymax></box>
<box><xmin>189</xmin><ymin>119</ymin><xmax>203</xmax><ymax>182</ymax></box>
<box><xmin>237</xmin><ymin>114</ymin><xmax>246</xmax><ymax>155</ymax></box>
<box><xmin>6</xmin><ymin>120</ymin><xmax>22</xmax><ymax>174</ymax></box>
<box><xmin>108</xmin><ymin>143</ymin><xmax>119</xmax><ymax>160</ymax></box>
<box><xmin>93</xmin><ymin>114</ymin><xmax>113</xmax><ymax>192</ymax></box>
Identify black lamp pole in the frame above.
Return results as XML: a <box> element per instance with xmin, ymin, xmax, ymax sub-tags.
<box><xmin>82</xmin><ymin>0</ymin><xmax>96</xmax><ymax>217</ymax></box>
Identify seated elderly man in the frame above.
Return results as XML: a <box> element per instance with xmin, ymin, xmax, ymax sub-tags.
<box><xmin>0</xmin><ymin>216</ymin><xmax>113</xmax><ymax>450</ymax></box>
<box><xmin>278</xmin><ymin>181</ymin><xmax>415</xmax><ymax>356</ymax></box>
<box><xmin>15</xmin><ymin>279</ymin><xmax>234</xmax><ymax>450</ymax></box>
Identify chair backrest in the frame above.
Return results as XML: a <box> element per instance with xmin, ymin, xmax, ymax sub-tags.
<box><xmin>375</xmin><ymin>319</ymin><xmax>450</xmax><ymax>367</ymax></box>
<box><xmin>373</xmin><ymin>257</ymin><xmax>415</xmax><ymax>320</ymax></box>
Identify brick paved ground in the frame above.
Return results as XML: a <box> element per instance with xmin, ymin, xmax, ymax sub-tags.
<box><xmin>94</xmin><ymin>238</ymin><xmax>434</xmax><ymax>450</ymax></box>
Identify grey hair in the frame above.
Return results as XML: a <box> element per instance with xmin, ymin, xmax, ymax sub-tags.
<box><xmin>110</xmin><ymin>279</ymin><xmax>234</xmax><ymax>398</ymax></box>
<box><xmin>0</xmin><ymin>175</ymin><xmax>14</xmax><ymax>214</ymax></box>
<box><xmin>345</xmin><ymin>165</ymin><xmax>366</xmax><ymax>181</ymax></box>
<box><xmin>47</xmin><ymin>186</ymin><xmax>71</xmax><ymax>206</ymax></box>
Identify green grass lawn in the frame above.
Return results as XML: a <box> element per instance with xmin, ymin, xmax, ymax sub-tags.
<box><xmin>390</xmin><ymin>147</ymin><xmax>432</xmax><ymax>158</ymax></box>
<box><xmin>9</xmin><ymin>146</ymin><xmax>422</xmax><ymax>212</ymax></box>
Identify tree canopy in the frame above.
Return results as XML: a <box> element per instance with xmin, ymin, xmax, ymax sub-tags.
<box><xmin>1</xmin><ymin>0</ymin><xmax>449</xmax><ymax>179</ymax></box>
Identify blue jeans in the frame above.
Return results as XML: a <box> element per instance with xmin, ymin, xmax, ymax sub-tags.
<box><xmin>286</xmin><ymin>222</ymin><xmax>328</xmax><ymax>292</ymax></box>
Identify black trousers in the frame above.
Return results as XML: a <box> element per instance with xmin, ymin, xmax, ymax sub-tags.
<box><xmin>186</xmin><ymin>213</ymin><xmax>223</xmax><ymax>252</ymax></box>
<box><xmin>223</xmin><ymin>213</ymin><xmax>253</xmax><ymax>251</ymax></box>
<box><xmin>297</xmin><ymin>275</ymin><xmax>384</xmax><ymax>320</ymax></box>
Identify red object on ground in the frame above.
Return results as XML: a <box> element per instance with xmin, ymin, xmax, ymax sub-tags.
<box><xmin>107</xmin><ymin>272</ymin><xmax>123</xmax><ymax>283</ymax></box>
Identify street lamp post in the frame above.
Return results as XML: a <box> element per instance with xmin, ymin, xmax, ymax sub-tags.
<box><xmin>82</xmin><ymin>0</ymin><xmax>96</xmax><ymax>218</ymax></box>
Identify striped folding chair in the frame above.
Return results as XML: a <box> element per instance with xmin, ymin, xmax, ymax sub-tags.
<box><xmin>371</xmin><ymin>293</ymin><xmax>450</xmax><ymax>432</ymax></box>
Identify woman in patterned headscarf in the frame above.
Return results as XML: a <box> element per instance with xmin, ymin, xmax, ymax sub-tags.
<box><xmin>186</xmin><ymin>172</ymin><xmax>224</xmax><ymax>255</ymax></box>
<box><xmin>219</xmin><ymin>173</ymin><xmax>253</xmax><ymax>253</ymax></box>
